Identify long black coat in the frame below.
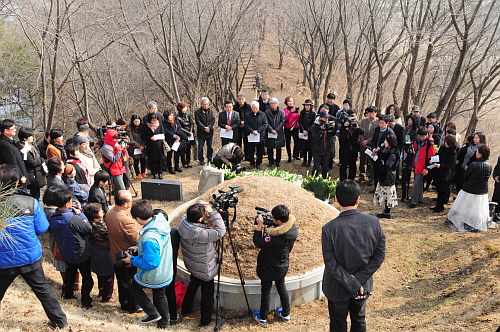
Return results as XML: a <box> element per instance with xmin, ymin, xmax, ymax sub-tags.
<box><xmin>253</xmin><ymin>216</ymin><xmax>298</xmax><ymax>281</ymax></box>
<box><xmin>265</xmin><ymin>108</ymin><xmax>285</xmax><ymax>148</ymax></box>
<box><xmin>19</xmin><ymin>142</ymin><xmax>45</xmax><ymax>189</ymax></box>
<box><xmin>310</xmin><ymin>122</ymin><xmax>335</xmax><ymax>155</ymax></box>
<box><xmin>141</xmin><ymin>123</ymin><xmax>165</xmax><ymax>161</ymax></box>
<box><xmin>244</xmin><ymin>111</ymin><xmax>268</xmax><ymax>144</ymax></box>
<box><xmin>322</xmin><ymin>209</ymin><xmax>386</xmax><ymax>301</ymax></box>
<box><xmin>0</xmin><ymin>135</ymin><xmax>30</xmax><ymax>186</ymax></box>
<box><xmin>194</xmin><ymin>107</ymin><xmax>215</xmax><ymax>139</ymax></box>
<box><xmin>434</xmin><ymin>145</ymin><xmax>457</xmax><ymax>185</ymax></box>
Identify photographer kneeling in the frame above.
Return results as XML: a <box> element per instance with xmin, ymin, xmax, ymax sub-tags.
<box><xmin>252</xmin><ymin>205</ymin><xmax>298</xmax><ymax>325</ymax></box>
<box><xmin>212</xmin><ymin>143</ymin><xmax>245</xmax><ymax>172</ymax></box>
<box><xmin>122</xmin><ymin>200</ymin><xmax>173</xmax><ymax>328</ymax></box>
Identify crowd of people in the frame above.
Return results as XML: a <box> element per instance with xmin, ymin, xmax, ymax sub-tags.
<box><xmin>0</xmin><ymin>87</ymin><xmax>499</xmax><ymax>331</ymax></box>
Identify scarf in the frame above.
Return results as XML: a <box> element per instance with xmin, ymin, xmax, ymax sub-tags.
<box><xmin>50</xmin><ymin>139</ymin><xmax>67</xmax><ymax>161</ymax></box>
<box><xmin>80</xmin><ymin>147</ymin><xmax>94</xmax><ymax>160</ymax></box>
<box><xmin>147</xmin><ymin>121</ymin><xmax>160</xmax><ymax>132</ymax></box>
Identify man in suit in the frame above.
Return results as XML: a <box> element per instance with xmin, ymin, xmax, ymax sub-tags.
<box><xmin>218</xmin><ymin>100</ymin><xmax>240</xmax><ymax>146</ymax></box>
<box><xmin>0</xmin><ymin>119</ymin><xmax>29</xmax><ymax>187</ymax></box>
<box><xmin>322</xmin><ymin>179</ymin><xmax>386</xmax><ymax>332</ymax></box>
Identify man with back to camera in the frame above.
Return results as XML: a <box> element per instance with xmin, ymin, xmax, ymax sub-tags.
<box><xmin>178</xmin><ymin>200</ymin><xmax>226</xmax><ymax>327</ymax></box>
<box><xmin>252</xmin><ymin>204</ymin><xmax>298</xmax><ymax>325</ymax></box>
<box><xmin>105</xmin><ymin>189</ymin><xmax>141</xmax><ymax>313</ymax></box>
<box><xmin>322</xmin><ymin>179</ymin><xmax>386</xmax><ymax>332</ymax></box>
<box><xmin>0</xmin><ymin>165</ymin><xmax>67</xmax><ymax>329</ymax></box>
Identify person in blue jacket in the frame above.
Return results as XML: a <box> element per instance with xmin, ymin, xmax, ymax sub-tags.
<box><xmin>48</xmin><ymin>187</ymin><xmax>93</xmax><ymax>308</ymax></box>
<box><xmin>0</xmin><ymin>165</ymin><xmax>67</xmax><ymax>329</ymax></box>
<box><xmin>122</xmin><ymin>199</ymin><xmax>173</xmax><ymax>329</ymax></box>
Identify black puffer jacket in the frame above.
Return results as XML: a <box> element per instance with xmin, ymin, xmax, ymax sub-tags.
<box><xmin>462</xmin><ymin>159</ymin><xmax>492</xmax><ymax>195</ymax></box>
<box><xmin>434</xmin><ymin>145</ymin><xmax>457</xmax><ymax>185</ymax></box>
<box><xmin>253</xmin><ymin>216</ymin><xmax>298</xmax><ymax>281</ymax></box>
<box><xmin>299</xmin><ymin>109</ymin><xmax>316</xmax><ymax>133</ymax></box>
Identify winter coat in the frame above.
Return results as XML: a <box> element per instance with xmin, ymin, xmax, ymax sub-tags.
<box><xmin>19</xmin><ymin>141</ymin><xmax>45</xmax><ymax>189</ymax></box>
<box><xmin>37</xmin><ymin>139</ymin><xmax>49</xmax><ymax>160</ymax></box>
<box><xmin>234</xmin><ymin>102</ymin><xmax>251</xmax><ymax>127</ymax></box>
<box><xmin>66</xmin><ymin>158</ymin><xmax>91</xmax><ymax>188</ymax></box>
<box><xmin>258</xmin><ymin>97</ymin><xmax>271</xmax><ymax>113</ymax></box>
<box><xmin>216</xmin><ymin>142</ymin><xmax>239</xmax><ymax>165</ymax></box>
<box><xmin>412</xmin><ymin>137</ymin><xmax>435</xmax><ymax>174</ymax></box>
<box><xmin>376</xmin><ymin>148</ymin><xmax>399</xmax><ymax>186</ymax></box>
<box><xmin>178</xmin><ymin>211</ymin><xmax>226</xmax><ymax>282</ymax></box>
<box><xmin>493</xmin><ymin>156</ymin><xmax>500</xmax><ymax>193</ymax></box>
<box><xmin>370</xmin><ymin>127</ymin><xmax>395</xmax><ymax>150</ymax></box>
<box><xmin>462</xmin><ymin>143</ymin><xmax>479</xmax><ymax>168</ymax></box>
<box><xmin>462</xmin><ymin>159</ymin><xmax>492</xmax><ymax>195</ymax></box>
<box><xmin>105</xmin><ymin>205</ymin><xmax>140</xmax><ymax>260</ymax></box>
<box><xmin>79</xmin><ymin>150</ymin><xmax>101</xmax><ymax>183</ymax></box>
<box><xmin>163</xmin><ymin>120</ymin><xmax>188</xmax><ymax>151</ymax></box>
<box><xmin>0</xmin><ymin>135</ymin><xmax>30</xmax><ymax>186</ymax></box>
<box><xmin>0</xmin><ymin>190</ymin><xmax>48</xmax><ymax>269</ymax></box>
<box><xmin>245</xmin><ymin>110</ymin><xmax>268</xmax><ymax>144</ymax></box>
<box><xmin>175</xmin><ymin>112</ymin><xmax>195</xmax><ymax>144</ymax></box>
<box><xmin>359</xmin><ymin>117</ymin><xmax>379</xmax><ymax>142</ymax></box>
<box><xmin>339</xmin><ymin>123</ymin><xmax>364</xmax><ymax>155</ymax></box>
<box><xmin>265</xmin><ymin>108</ymin><xmax>286</xmax><ymax>148</ymax></box>
<box><xmin>48</xmin><ymin>208</ymin><xmax>91</xmax><ymax>265</ymax></box>
<box><xmin>310</xmin><ymin>117</ymin><xmax>335</xmax><ymax>155</ymax></box>
<box><xmin>63</xmin><ymin>177</ymin><xmax>89</xmax><ymax>205</ymax></box>
<box><xmin>195</xmin><ymin>107</ymin><xmax>215</xmax><ymax>139</ymax></box>
<box><xmin>284</xmin><ymin>107</ymin><xmax>300</xmax><ymax>129</ymax></box>
<box><xmin>101</xmin><ymin>129</ymin><xmax>126</xmax><ymax>176</ymax></box>
<box><xmin>128</xmin><ymin>126</ymin><xmax>146</xmax><ymax>159</ymax></box>
<box><xmin>253</xmin><ymin>215</ymin><xmax>298</xmax><ymax>281</ymax></box>
<box><xmin>218</xmin><ymin>111</ymin><xmax>240</xmax><ymax>142</ymax></box>
<box><xmin>88</xmin><ymin>184</ymin><xmax>109</xmax><ymax>213</ymax></box>
<box><xmin>141</xmin><ymin>122</ymin><xmax>165</xmax><ymax>162</ymax></box>
<box><xmin>131</xmin><ymin>213</ymin><xmax>173</xmax><ymax>289</ymax></box>
<box><xmin>299</xmin><ymin>109</ymin><xmax>317</xmax><ymax>133</ymax></box>
<box><xmin>434</xmin><ymin>145</ymin><xmax>457</xmax><ymax>185</ymax></box>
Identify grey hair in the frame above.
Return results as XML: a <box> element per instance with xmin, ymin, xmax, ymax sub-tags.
<box><xmin>250</xmin><ymin>101</ymin><xmax>260</xmax><ymax>109</ymax></box>
<box><xmin>269</xmin><ymin>97</ymin><xmax>279</xmax><ymax>105</ymax></box>
<box><xmin>147</xmin><ymin>101</ymin><xmax>157</xmax><ymax>110</ymax></box>
<box><xmin>200</xmin><ymin>97</ymin><xmax>210</xmax><ymax>104</ymax></box>
<box><xmin>236</xmin><ymin>92</ymin><xmax>246</xmax><ymax>98</ymax></box>
<box><xmin>385</xmin><ymin>114</ymin><xmax>395</xmax><ymax>122</ymax></box>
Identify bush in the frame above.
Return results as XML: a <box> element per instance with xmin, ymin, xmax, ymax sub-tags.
<box><xmin>301</xmin><ymin>172</ymin><xmax>338</xmax><ymax>201</ymax></box>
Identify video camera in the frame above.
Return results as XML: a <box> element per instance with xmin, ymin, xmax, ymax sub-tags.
<box><xmin>254</xmin><ymin>207</ymin><xmax>275</xmax><ymax>227</ymax></box>
<box><xmin>210</xmin><ymin>185</ymin><xmax>244</xmax><ymax>211</ymax></box>
<box><xmin>96</xmin><ymin>125</ymin><xmax>130</xmax><ymax>140</ymax></box>
<box><xmin>320</xmin><ymin>119</ymin><xmax>336</xmax><ymax>133</ymax></box>
<box><xmin>231</xmin><ymin>163</ymin><xmax>246</xmax><ymax>174</ymax></box>
<box><xmin>346</xmin><ymin>114</ymin><xmax>358</xmax><ymax>128</ymax></box>
<box><xmin>114</xmin><ymin>248</ymin><xmax>137</xmax><ymax>269</ymax></box>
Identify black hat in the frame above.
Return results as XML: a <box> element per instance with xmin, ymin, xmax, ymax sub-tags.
<box><xmin>327</xmin><ymin>93</ymin><xmax>336</xmax><ymax>99</ymax></box>
<box><xmin>302</xmin><ymin>99</ymin><xmax>313</xmax><ymax>106</ymax></box>
<box><xmin>342</xmin><ymin>99</ymin><xmax>352</xmax><ymax>107</ymax></box>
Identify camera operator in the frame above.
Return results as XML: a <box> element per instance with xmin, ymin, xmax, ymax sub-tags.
<box><xmin>178</xmin><ymin>201</ymin><xmax>226</xmax><ymax>327</ymax></box>
<box><xmin>252</xmin><ymin>205</ymin><xmax>298</xmax><ymax>325</ymax></box>
<box><xmin>311</xmin><ymin>110</ymin><xmax>336</xmax><ymax>178</ymax></box>
<box><xmin>339</xmin><ymin>109</ymin><xmax>364</xmax><ymax>181</ymax></box>
<box><xmin>212</xmin><ymin>142</ymin><xmax>245</xmax><ymax>171</ymax></box>
<box><xmin>121</xmin><ymin>200</ymin><xmax>173</xmax><ymax>328</ymax></box>
<box><xmin>101</xmin><ymin>129</ymin><xmax>128</xmax><ymax>191</ymax></box>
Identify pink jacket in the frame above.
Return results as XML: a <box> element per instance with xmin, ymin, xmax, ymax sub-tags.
<box><xmin>284</xmin><ymin>107</ymin><xmax>300</xmax><ymax>129</ymax></box>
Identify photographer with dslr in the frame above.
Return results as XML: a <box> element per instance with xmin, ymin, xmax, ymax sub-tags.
<box><xmin>101</xmin><ymin>129</ymin><xmax>128</xmax><ymax>190</ymax></box>
<box><xmin>311</xmin><ymin>110</ymin><xmax>336</xmax><ymax>178</ymax></box>
<box><xmin>178</xmin><ymin>201</ymin><xmax>226</xmax><ymax>327</ymax></box>
<box><xmin>252</xmin><ymin>205</ymin><xmax>298</xmax><ymax>325</ymax></box>
<box><xmin>212</xmin><ymin>142</ymin><xmax>245</xmax><ymax>172</ymax></box>
<box><xmin>339</xmin><ymin>109</ymin><xmax>364</xmax><ymax>181</ymax></box>
<box><xmin>121</xmin><ymin>200</ymin><xmax>173</xmax><ymax>328</ymax></box>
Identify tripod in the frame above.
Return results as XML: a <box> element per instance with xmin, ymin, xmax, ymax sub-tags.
<box><xmin>213</xmin><ymin>208</ymin><xmax>251</xmax><ymax>331</ymax></box>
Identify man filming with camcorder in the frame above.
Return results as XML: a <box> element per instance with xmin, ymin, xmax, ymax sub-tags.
<box><xmin>339</xmin><ymin>109</ymin><xmax>364</xmax><ymax>181</ymax></box>
<box><xmin>252</xmin><ymin>205</ymin><xmax>298</xmax><ymax>325</ymax></box>
<box><xmin>178</xmin><ymin>200</ymin><xmax>226</xmax><ymax>327</ymax></box>
<box><xmin>311</xmin><ymin>110</ymin><xmax>336</xmax><ymax>178</ymax></box>
<box><xmin>212</xmin><ymin>142</ymin><xmax>246</xmax><ymax>174</ymax></box>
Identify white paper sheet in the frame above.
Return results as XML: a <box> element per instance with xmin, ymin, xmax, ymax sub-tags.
<box><xmin>364</xmin><ymin>148</ymin><xmax>378</xmax><ymax>161</ymax></box>
<box><xmin>267</xmin><ymin>132</ymin><xmax>278</xmax><ymax>139</ymax></box>
<box><xmin>171</xmin><ymin>141</ymin><xmax>180</xmax><ymax>151</ymax></box>
<box><xmin>430</xmin><ymin>155</ymin><xmax>440</xmax><ymax>163</ymax></box>
<box><xmin>299</xmin><ymin>133</ymin><xmax>308</xmax><ymax>140</ymax></box>
<box><xmin>42</xmin><ymin>163</ymin><xmax>48</xmax><ymax>174</ymax></box>
<box><xmin>188</xmin><ymin>134</ymin><xmax>195</xmax><ymax>141</ymax></box>
<box><xmin>134</xmin><ymin>148</ymin><xmax>142</xmax><ymax>155</ymax></box>
<box><xmin>248</xmin><ymin>133</ymin><xmax>260</xmax><ymax>143</ymax></box>
<box><xmin>153</xmin><ymin>134</ymin><xmax>165</xmax><ymax>140</ymax></box>
<box><xmin>220</xmin><ymin>128</ymin><xmax>234</xmax><ymax>139</ymax></box>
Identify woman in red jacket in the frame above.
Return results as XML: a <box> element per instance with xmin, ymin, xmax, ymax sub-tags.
<box><xmin>283</xmin><ymin>96</ymin><xmax>300</xmax><ymax>163</ymax></box>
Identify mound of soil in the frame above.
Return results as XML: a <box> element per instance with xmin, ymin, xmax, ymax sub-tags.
<box><xmin>169</xmin><ymin>175</ymin><xmax>338</xmax><ymax>280</ymax></box>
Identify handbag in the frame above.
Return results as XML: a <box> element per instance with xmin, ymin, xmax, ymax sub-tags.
<box><xmin>163</xmin><ymin>140</ymin><xmax>171</xmax><ymax>153</ymax></box>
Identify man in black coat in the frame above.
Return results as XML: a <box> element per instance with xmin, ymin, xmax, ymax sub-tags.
<box><xmin>0</xmin><ymin>119</ymin><xmax>30</xmax><ymax>187</ymax></box>
<box><xmin>195</xmin><ymin>97</ymin><xmax>215</xmax><ymax>164</ymax></box>
<box><xmin>258</xmin><ymin>89</ymin><xmax>271</xmax><ymax>113</ymax></box>
<box><xmin>339</xmin><ymin>109</ymin><xmax>364</xmax><ymax>180</ymax></box>
<box><xmin>234</xmin><ymin>93</ymin><xmax>252</xmax><ymax>159</ymax></box>
<box><xmin>217</xmin><ymin>100</ymin><xmax>240</xmax><ymax>146</ymax></box>
<box><xmin>245</xmin><ymin>101</ymin><xmax>268</xmax><ymax>169</ymax></box>
<box><xmin>311</xmin><ymin>110</ymin><xmax>336</xmax><ymax>178</ymax></box>
<box><xmin>322</xmin><ymin>180</ymin><xmax>386</xmax><ymax>332</ymax></box>
<box><xmin>252</xmin><ymin>204</ymin><xmax>298</xmax><ymax>325</ymax></box>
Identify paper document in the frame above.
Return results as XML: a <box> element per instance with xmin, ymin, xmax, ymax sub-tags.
<box><xmin>427</xmin><ymin>164</ymin><xmax>436</xmax><ymax>169</ymax></box>
<box><xmin>153</xmin><ymin>134</ymin><xmax>165</xmax><ymax>140</ymax></box>
<box><xmin>171</xmin><ymin>141</ymin><xmax>180</xmax><ymax>151</ymax></box>
<box><xmin>248</xmin><ymin>133</ymin><xmax>260</xmax><ymax>143</ymax></box>
<box><xmin>364</xmin><ymin>148</ymin><xmax>378</xmax><ymax>161</ymax></box>
<box><xmin>267</xmin><ymin>132</ymin><xmax>277</xmax><ymax>139</ymax></box>
<box><xmin>220</xmin><ymin>128</ymin><xmax>233</xmax><ymax>139</ymax></box>
<box><xmin>134</xmin><ymin>148</ymin><xmax>142</xmax><ymax>155</ymax></box>
<box><xmin>188</xmin><ymin>135</ymin><xmax>194</xmax><ymax>141</ymax></box>
<box><xmin>299</xmin><ymin>133</ymin><xmax>308</xmax><ymax>140</ymax></box>
<box><xmin>42</xmin><ymin>163</ymin><xmax>48</xmax><ymax>174</ymax></box>
<box><xmin>430</xmin><ymin>155</ymin><xmax>440</xmax><ymax>163</ymax></box>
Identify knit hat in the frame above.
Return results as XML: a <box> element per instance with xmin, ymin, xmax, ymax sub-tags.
<box><xmin>75</xmin><ymin>135</ymin><xmax>90</xmax><ymax>145</ymax></box>
<box><xmin>63</xmin><ymin>164</ymin><xmax>74</xmax><ymax>177</ymax></box>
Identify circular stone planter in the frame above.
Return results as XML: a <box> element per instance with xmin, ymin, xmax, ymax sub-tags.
<box><xmin>169</xmin><ymin>197</ymin><xmax>338</xmax><ymax>311</ymax></box>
